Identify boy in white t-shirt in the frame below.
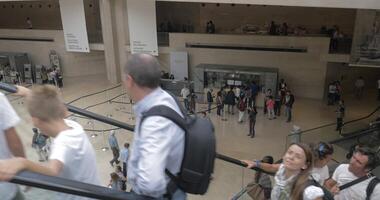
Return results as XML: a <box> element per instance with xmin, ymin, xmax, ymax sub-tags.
<box><xmin>0</xmin><ymin>85</ymin><xmax>101</xmax><ymax>200</ymax></box>
<box><xmin>0</xmin><ymin>92</ymin><xmax>25</xmax><ymax>200</ymax></box>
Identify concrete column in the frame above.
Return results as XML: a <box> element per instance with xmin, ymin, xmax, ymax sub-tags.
<box><xmin>99</xmin><ymin>0</ymin><xmax>120</xmax><ymax>84</ymax></box>
<box><xmin>113</xmin><ymin>0</ymin><xmax>130</xmax><ymax>81</ymax></box>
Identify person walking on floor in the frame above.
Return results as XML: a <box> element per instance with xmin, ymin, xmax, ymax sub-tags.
<box><xmin>226</xmin><ymin>87</ymin><xmax>236</xmax><ymax>114</ymax></box>
<box><xmin>274</xmin><ymin>90</ymin><xmax>282</xmax><ymax>116</ymax></box>
<box><xmin>285</xmin><ymin>90</ymin><xmax>295</xmax><ymax>122</ymax></box>
<box><xmin>108</xmin><ymin>130</ymin><xmax>120</xmax><ymax>167</ymax></box>
<box><xmin>207</xmin><ymin>89</ymin><xmax>214</xmax><ymax>113</ymax></box>
<box><xmin>248</xmin><ymin>105</ymin><xmax>258</xmax><ymax>138</ymax></box>
<box><xmin>180</xmin><ymin>85</ymin><xmax>190</xmax><ymax>112</ymax></box>
<box><xmin>266</xmin><ymin>96</ymin><xmax>275</xmax><ymax>120</ymax></box>
<box><xmin>189</xmin><ymin>89</ymin><xmax>197</xmax><ymax>114</ymax></box>
<box><xmin>216</xmin><ymin>91</ymin><xmax>224</xmax><ymax>117</ymax></box>
<box><xmin>119</xmin><ymin>143</ymin><xmax>129</xmax><ymax>191</ymax></box>
<box><xmin>263</xmin><ymin>89</ymin><xmax>272</xmax><ymax>114</ymax></box>
<box><xmin>237</xmin><ymin>96</ymin><xmax>247</xmax><ymax>123</ymax></box>
<box><xmin>279</xmin><ymin>79</ymin><xmax>287</xmax><ymax>104</ymax></box>
<box><xmin>336</xmin><ymin>100</ymin><xmax>345</xmax><ymax>132</ymax></box>
<box><xmin>355</xmin><ymin>76</ymin><xmax>365</xmax><ymax>99</ymax></box>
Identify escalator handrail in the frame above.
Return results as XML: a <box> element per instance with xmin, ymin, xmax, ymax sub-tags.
<box><xmin>11</xmin><ymin>171</ymin><xmax>149</xmax><ymax>200</ymax></box>
<box><xmin>288</xmin><ymin>105</ymin><xmax>380</xmax><ymax>137</ymax></box>
<box><xmin>329</xmin><ymin>126</ymin><xmax>380</xmax><ymax>144</ymax></box>
<box><xmin>342</xmin><ymin>106</ymin><xmax>380</xmax><ymax>126</ymax></box>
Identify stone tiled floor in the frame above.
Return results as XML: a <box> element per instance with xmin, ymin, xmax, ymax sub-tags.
<box><xmin>4</xmin><ymin>75</ymin><xmax>379</xmax><ymax>199</ymax></box>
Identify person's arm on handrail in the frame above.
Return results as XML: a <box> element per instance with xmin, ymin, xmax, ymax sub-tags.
<box><xmin>241</xmin><ymin>159</ymin><xmax>280</xmax><ymax>173</ymax></box>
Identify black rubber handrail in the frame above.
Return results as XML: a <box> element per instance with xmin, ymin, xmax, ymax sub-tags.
<box><xmin>329</xmin><ymin>126</ymin><xmax>380</xmax><ymax>144</ymax></box>
<box><xmin>67</xmin><ymin>84</ymin><xmax>122</xmax><ymax>104</ymax></box>
<box><xmin>342</xmin><ymin>106</ymin><xmax>380</xmax><ymax>126</ymax></box>
<box><xmin>11</xmin><ymin>171</ymin><xmax>146</xmax><ymax>200</ymax></box>
<box><xmin>288</xmin><ymin>105</ymin><xmax>380</xmax><ymax>137</ymax></box>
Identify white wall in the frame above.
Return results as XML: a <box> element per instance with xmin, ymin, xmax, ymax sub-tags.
<box><xmin>0</xmin><ymin>29</ymin><xmax>106</xmax><ymax>77</ymax></box>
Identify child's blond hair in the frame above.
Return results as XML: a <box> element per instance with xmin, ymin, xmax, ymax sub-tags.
<box><xmin>26</xmin><ymin>85</ymin><xmax>66</xmax><ymax>121</ymax></box>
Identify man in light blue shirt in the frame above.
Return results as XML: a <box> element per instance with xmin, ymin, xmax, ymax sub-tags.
<box><xmin>123</xmin><ymin>54</ymin><xmax>186</xmax><ymax>199</ymax></box>
<box><xmin>108</xmin><ymin>130</ymin><xmax>120</xmax><ymax>167</ymax></box>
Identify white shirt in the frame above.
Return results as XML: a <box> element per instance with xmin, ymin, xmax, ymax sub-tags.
<box><xmin>180</xmin><ymin>87</ymin><xmax>190</xmax><ymax>99</ymax></box>
<box><xmin>128</xmin><ymin>87</ymin><xmax>185</xmax><ymax>198</ymax></box>
<box><xmin>311</xmin><ymin>165</ymin><xmax>330</xmax><ymax>185</ymax></box>
<box><xmin>329</xmin><ymin>85</ymin><xmax>337</xmax><ymax>94</ymax></box>
<box><xmin>332</xmin><ymin>164</ymin><xmax>380</xmax><ymax>200</ymax></box>
<box><xmin>235</xmin><ymin>88</ymin><xmax>240</xmax><ymax>98</ymax></box>
<box><xmin>0</xmin><ymin>92</ymin><xmax>20</xmax><ymax>200</ymax></box>
<box><xmin>355</xmin><ymin>79</ymin><xmax>365</xmax><ymax>88</ymax></box>
<box><xmin>49</xmin><ymin>119</ymin><xmax>101</xmax><ymax>200</ymax></box>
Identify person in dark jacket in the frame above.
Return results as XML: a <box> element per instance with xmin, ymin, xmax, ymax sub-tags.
<box><xmin>226</xmin><ymin>87</ymin><xmax>236</xmax><ymax>114</ymax></box>
<box><xmin>274</xmin><ymin>90</ymin><xmax>282</xmax><ymax>116</ymax></box>
<box><xmin>248</xmin><ymin>105</ymin><xmax>257</xmax><ymax>138</ymax></box>
<box><xmin>336</xmin><ymin>100</ymin><xmax>345</xmax><ymax>131</ymax></box>
<box><xmin>285</xmin><ymin>90</ymin><xmax>295</xmax><ymax>122</ymax></box>
<box><xmin>207</xmin><ymin>89</ymin><xmax>214</xmax><ymax>113</ymax></box>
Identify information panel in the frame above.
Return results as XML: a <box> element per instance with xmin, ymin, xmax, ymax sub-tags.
<box><xmin>127</xmin><ymin>0</ymin><xmax>158</xmax><ymax>56</ymax></box>
<box><xmin>59</xmin><ymin>0</ymin><xmax>90</xmax><ymax>52</ymax></box>
<box><xmin>170</xmin><ymin>52</ymin><xmax>188</xmax><ymax>80</ymax></box>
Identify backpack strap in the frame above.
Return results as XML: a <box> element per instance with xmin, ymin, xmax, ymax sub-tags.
<box><xmin>339</xmin><ymin>173</ymin><xmax>374</xmax><ymax>191</ymax></box>
<box><xmin>366</xmin><ymin>177</ymin><xmax>380</xmax><ymax>200</ymax></box>
<box><xmin>140</xmin><ymin>105</ymin><xmax>186</xmax><ymax>133</ymax></box>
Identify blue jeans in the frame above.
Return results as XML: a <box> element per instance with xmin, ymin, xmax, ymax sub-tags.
<box><xmin>208</xmin><ymin>102</ymin><xmax>212</xmax><ymax>113</ymax></box>
<box><xmin>285</xmin><ymin>106</ymin><xmax>292</xmax><ymax>122</ymax></box>
<box><xmin>184</xmin><ymin>99</ymin><xmax>189</xmax><ymax>111</ymax></box>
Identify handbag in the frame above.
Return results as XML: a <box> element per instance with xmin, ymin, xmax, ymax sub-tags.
<box><xmin>246</xmin><ymin>183</ymin><xmax>266</xmax><ymax>200</ymax></box>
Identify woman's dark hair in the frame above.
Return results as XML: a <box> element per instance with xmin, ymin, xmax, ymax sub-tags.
<box><xmin>254</xmin><ymin>156</ymin><xmax>274</xmax><ymax>183</ymax></box>
<box><xmin>314</xmin><ymin>142</ymin><xmax>334</xmax><ymax>160</ymax></box>
<box><xmin>346</xmin><ymin>143</ymin><xmax>363</xmax><ymax>160</ymax></box>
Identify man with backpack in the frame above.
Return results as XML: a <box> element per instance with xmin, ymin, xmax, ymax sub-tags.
<box><xmin>123</xmin><ymin>54</ymin><xmax>215</xmax><ymax>199</ymax></box>
<box><xmin>325</xmin><ymin>146</ymin><xmax>380</xmax><ymax>199</ymax></box>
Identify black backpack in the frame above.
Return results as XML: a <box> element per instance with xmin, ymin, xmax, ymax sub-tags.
<box><xmin>366</xmin><ymin>177</ymin><xmax>380</xmax><ymax>200</ymax></box>
<box><xmin>140</xmin><ymin>100</ymin><xmax>216</xmax><ymax>195</ymax></box>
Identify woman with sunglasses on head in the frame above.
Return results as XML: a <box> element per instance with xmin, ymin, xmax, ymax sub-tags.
<box><xmin>309</xmin><ymin>142</ymin><xmax>334</xmax><ymax>185</ymax></box>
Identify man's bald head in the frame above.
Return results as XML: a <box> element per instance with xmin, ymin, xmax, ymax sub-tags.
<box><xmin>124</xmin><ymin>53</ymin><xmax>161</xmax><ymax>88</ymax></box>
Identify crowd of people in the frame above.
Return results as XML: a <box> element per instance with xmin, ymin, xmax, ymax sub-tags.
<box><xmin>40</xmin><ymin>65</ymin><xmax>63</xmax><ymax>88</ymax></box>
<box><xmin>200</xmin><ymin>78</ymin><xmax>295</xmax><ymax>138</ymax></box>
